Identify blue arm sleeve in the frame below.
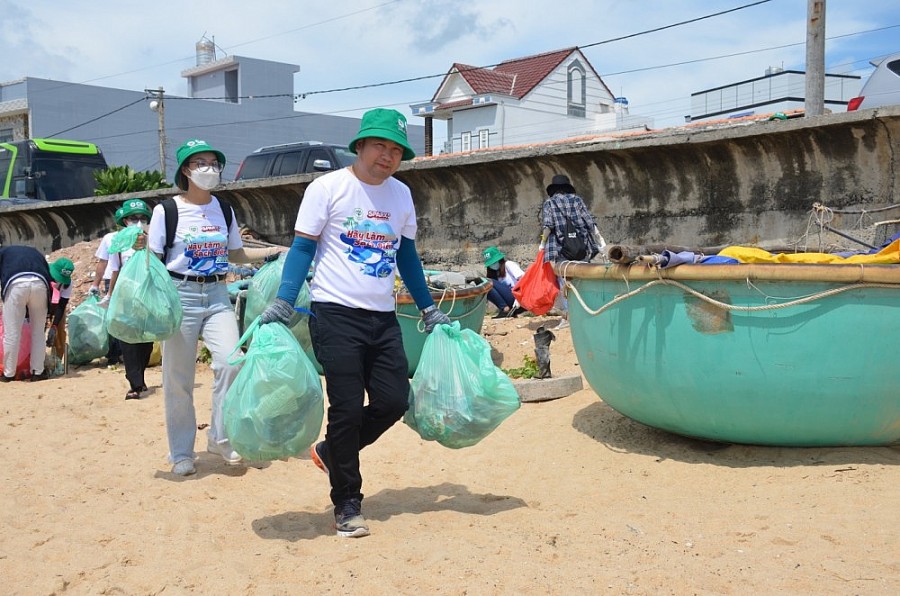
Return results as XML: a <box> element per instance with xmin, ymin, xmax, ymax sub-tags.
<box><xmin>276</xmin><ymin>235</ymin><xmax>317</xmax><ymax>304</ymax></box>
<box><xmin>395</xmin><ymin>236</ymin><xmax>435</xmax><ymax>311</ymax></box>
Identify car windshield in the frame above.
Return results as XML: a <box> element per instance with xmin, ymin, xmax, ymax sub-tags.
<box><xmin>333</xmin><ymin>147</ymin><xmax>357</xmax><ymax>168</ymax></box>
<box><xmin>32</xmin><ymin>156</ymin><xmax>104</xmax><ymax>200</ymax></box>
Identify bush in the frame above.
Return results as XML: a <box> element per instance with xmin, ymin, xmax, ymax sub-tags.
<box><xmin>94</xmin><ymin>166</ymin><xmax>170</xmax><ymax>195</ymax></box>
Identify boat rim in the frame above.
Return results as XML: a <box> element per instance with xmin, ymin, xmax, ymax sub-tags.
<box><xmin>556</xmin><ymin>261</ymin><xmax>900</xmax><ymax>284</ymax></box>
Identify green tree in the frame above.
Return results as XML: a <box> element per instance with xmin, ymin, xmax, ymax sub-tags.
<box><xmin>94</xmin><ymin>166</ymin><xmax>170</xmax><ymax>195</ymax></box>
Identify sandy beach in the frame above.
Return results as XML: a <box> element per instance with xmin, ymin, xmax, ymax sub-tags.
<box><xmin>1</xmin><ymin>303</ymin><xmax>898</xmax><ymax>594</ymax></box>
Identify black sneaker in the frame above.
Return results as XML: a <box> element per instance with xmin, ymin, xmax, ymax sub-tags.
<box><xmin>334</xmin><ymin>498</ymin><xmax>369</xmax><ymax>538</ymax></box>
<box><xmin>0</xmin><ymin>374</ymin><xmax>12</xmax><ymax>383</ymax></box>
<box><xmin>29</xmin><ymin>370</ymin><xmax>49</xmax><ymax>382</ymax></box>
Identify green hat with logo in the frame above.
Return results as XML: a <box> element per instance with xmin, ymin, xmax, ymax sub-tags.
<box><xmin>174</xmin><ymin>139</ymin><xmax>226</xmax><ymax>190</ymax></box>
<box><xmin>483</xmin><ymin>246</ymin><xmax>505</xmax><ymax>267</ymax></box>
<box><xmin>348</xmin><ymin>108</ymin><xmax>416</xmax><ymax>161</ymax></box>
<box><xmin>116</xmin><ymin>198</ymin><xmax>152</xmax><ymax>226</ymax></box>
<box><xmin>49</xmin><ymin>257</ymin><xmax>74</xmax><ymax>285</ymax></box>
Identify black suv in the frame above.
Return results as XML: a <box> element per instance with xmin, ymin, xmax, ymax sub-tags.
<box><xmin>234</xmin><ymin>141</ymin><xmax>356</xmax><ymax>181</ymax></box>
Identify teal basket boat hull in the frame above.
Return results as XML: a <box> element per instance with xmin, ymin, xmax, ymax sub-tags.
<box><xmin>396</xmin><ymin>279</ymin><xmax>491</xmax><ymax>376</ymax></box>
<box><xmin>564</xmin><ymin>263</ymin><xmax>900</xmax><ymax>447</ymax></box>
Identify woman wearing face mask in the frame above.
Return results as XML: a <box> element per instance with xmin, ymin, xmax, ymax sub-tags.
<box><xmin>146</xmin><ymin>139</ymin><xmax>284</xmax><ymax>476</ymax></box>
<box><xmin>482</xmin><ymin>246</ymin><xmax>526</xmax><ymax>318</ymax></box>
<box><xmin>106</xmin><ymin>199</ymin><xmax>155</xmax><ymax>400</ymax></box>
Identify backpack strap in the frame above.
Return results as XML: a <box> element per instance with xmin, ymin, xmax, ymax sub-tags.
<box><xmin>162</xmin><ymin>196</ymin><xmax>234</xmax><ymax>261</ymax></box>
<box><xmin>162</xmin><ymin>197</ymin><xmax>178</xmax><ymax>262</ymax></box>
<box><xmin>217</xmin><ymin>196</ymin><xmax>234</xmax><ymax>233</ymax></box>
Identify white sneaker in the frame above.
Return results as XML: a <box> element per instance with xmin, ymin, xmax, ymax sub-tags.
<box><xmin>554</xmin><ymin>318</ymin><xmax>570</xmax><ymax>330</ymax></box>
<box><xmin>172</xmin><ymin>459</ymin><xmax>196</xmax><ymax>476</ymax></box>
<box><xmin>207</xmin><ymin>438</ymin><xmax>243</xmax><ymax>465</ymax></box>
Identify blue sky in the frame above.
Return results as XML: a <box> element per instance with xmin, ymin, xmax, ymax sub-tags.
<box><xmin>3</xmin><ymin>0</ymin><xmax>899</xmax><ymax>149</ymax></box>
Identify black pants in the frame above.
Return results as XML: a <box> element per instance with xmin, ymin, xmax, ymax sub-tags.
<box><xmin>119</xmin><ymin>340</ymin><xmax>153</xmax><ymax>392</ymax></box>
<box><xmin>309</xmin><ymin>302</ymin><xmax>409</xmax><ymax>506</ymax></box>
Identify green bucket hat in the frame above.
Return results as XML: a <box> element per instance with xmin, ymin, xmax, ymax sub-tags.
<box><xmin>117</xmin><ymin>198</ymin><xmax>152</xmax><ymax>226</ymax></box>
<box><xmin>348</xmin><ymin>108</ymin><xmax>415</xmax><ymax>161</ymax></box>
<box><xmin>483</xmin><ymin>246</ymin><xmax>505</xmax><ymax>267</ymax></box>
<box><xmin>174</xmin><ymin>139</ymin><xmax>226</xmax><ymax>190</ymax></box>
<box><xmin>49</xmin><ymin>257</ymin><xmax>74</xmax><ymax>285</ymax></box>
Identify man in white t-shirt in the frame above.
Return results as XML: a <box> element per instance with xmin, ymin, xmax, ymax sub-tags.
<box><xmin>261</xmin><ymin>108</ymin><xmax>450</xmax><ymax>538</ymax></box>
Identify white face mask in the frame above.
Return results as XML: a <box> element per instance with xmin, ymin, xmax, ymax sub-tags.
<box><xmin>190</xmin><ymin>169</ymin><xmax>220</xmax><ymax>190</ymax></box>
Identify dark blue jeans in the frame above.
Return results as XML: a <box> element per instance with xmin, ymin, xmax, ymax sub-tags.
<box><xmin>309</xmin><ymin>302</ymin><xmax>410</xmax><ymax>506</ymax></box>
<box><xmin>487</xmin><ymin>279</ymin><xmax>516</xmax><ymax>312</ymax></box>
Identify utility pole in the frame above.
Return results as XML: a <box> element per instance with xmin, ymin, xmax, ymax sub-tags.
<box><xmin>805</xmin><ymin>0</ymin><xmax>826</xmax><ymax>117</ymax></box>
<box><xmin>147</xmin><ymin>87</ymin><xmax>167</xmax><ymax>178</ymax></box>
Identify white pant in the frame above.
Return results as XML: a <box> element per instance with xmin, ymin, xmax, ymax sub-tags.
<box><xmin>162</xmin><ymin>280</ymin><xmax>241</xmax><ymax>463</ymax></box>
<box><xmin>2</xmin><ymin>277</ymin><xmax>48</xmax><ymax>378</ymax></box>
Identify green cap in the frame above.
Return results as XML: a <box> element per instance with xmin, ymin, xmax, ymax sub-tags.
<box><xmin>348</xmin><ymin>108</ymin><xmax>415</xmax><ymax>161</ymax></box>
<box><xmin>117</xmin><ymin>198</ymin><xmax>152</xmax><ymax>225</ymax></box>
<box><xmin>49</xmin><ymin>257</ymin><xmax>74</xmax><ymax>285</ymax></box>
<box><xmin>174</xmin><ymin>139</ymin><xmax>226</xmax><ymax>190</ymax></box>
<box><xmin>483</xmin><ymin>246</ymin><xmax>505</xmax><ymax>267</ymax></box>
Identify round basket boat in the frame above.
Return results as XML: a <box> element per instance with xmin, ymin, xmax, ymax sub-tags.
<box><xmin>560</xmin><ymin>261</ymin><xmax>900</xmax><ymax>447</ymax></box>
<box><xmin>395</xmin><ymin>277</ymin><xmax>492</xmax><ymax>376</ymax></box>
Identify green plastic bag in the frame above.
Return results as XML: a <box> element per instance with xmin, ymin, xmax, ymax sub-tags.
<box><xmin>405</xmin><ymin>321</ymin><xmax>520</xmax><ymax>449</ymax></box>
<box><xmin>223</xmin><ymin>316</ymin><xmax>324</xmax><ymax>461</ymax></box>
<box><xmin>66</xmin><ymin>295</ymin><xmax>110</xmax><ymax>365</ymax></box>
<box><xmin>106</xmin><ymin>228</ymin><xmax>183</xmax><ymax>343</ymax></box>
<box><xmin>242</xmin><ymin>254</ymin><xmax>319</xmax><ymax>370</ymax></box>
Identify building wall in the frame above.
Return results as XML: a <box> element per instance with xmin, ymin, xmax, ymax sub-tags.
<box><xmin>17</xmin><ymin>75</ymin><xmax>424</xmax><ymax>182</ymax></box>
<box><xmin>691</xmin><ymin>71</ymin><xmax>862</xmax><ymax>120</ymax></box>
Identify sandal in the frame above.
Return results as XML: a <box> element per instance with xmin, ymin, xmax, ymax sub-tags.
<box><xmin>125</xmin><ymin>389</ymin><xmax>141</xmax><ymax>400</ymax></box>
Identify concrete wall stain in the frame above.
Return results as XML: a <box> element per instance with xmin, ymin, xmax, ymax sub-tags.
<box><xmin>2</xmin><ymin>108</ymin><xmax>898</xmax><ymax>266</ymax></box>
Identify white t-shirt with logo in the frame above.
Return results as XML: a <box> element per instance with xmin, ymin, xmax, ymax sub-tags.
<box><xmin>295</xmin><ymin>167</ymin><xmax>417</xmax><ymax>312</ymax></box>
<box><xmin>94</xmin><ymin>231</ymin><xmax>116</xmax><ymax>280</ymax></box>
<box><xmin>148</xmin><ymin>195</ymin><xmax>242</xmax><ymax>276</ymax></box>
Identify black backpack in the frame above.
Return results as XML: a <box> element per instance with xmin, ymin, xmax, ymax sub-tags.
<box><xmin>161</xmin><ymin>196</ymin><xmax>233</xmax><ymax>261</ymax></box>
<box><xmin>558</xmin><ymin>212</ymin><xmax>587</xmax><ymax>261</ymax></box>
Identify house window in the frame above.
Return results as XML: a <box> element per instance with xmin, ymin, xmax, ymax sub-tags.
<box><xmin>567</xmin><ymin>60</ymin><xmax>586</xmax><ymax>118</ymax></box>
<box><xmin>478</xmin><ymin>129</ymin><xmax>489</xmax><ymax>149</ymax></box>
<box><xmin>0</xmin><ymin>128</ymin><xmax>12</xmax><ymax>142</ymax></box>
<box><xmin>461</xmin><ymin>132</ymin><xmax>471</xmax><ymax>152</ymax></box>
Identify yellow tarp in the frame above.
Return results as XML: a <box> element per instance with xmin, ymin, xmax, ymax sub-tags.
<box><xmin>720</xmin><ymin>239</ymin><xmax>900</xmax><ymax>265</ymax></box>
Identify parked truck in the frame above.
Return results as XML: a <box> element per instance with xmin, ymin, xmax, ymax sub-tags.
<box><xmin>0</xmin><ymin>138</ymin><xmax>108</xmax><ymax>202</ymax></box>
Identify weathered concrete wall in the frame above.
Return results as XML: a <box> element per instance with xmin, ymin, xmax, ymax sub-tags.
<box><xmin>2</xmin><ymin>106</ymin><xmax>897</xmax><ymax>266</ymax></box>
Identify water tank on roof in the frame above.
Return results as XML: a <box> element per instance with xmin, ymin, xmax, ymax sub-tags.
<box><xmin>196</xmin><ymin>38</ymin><xmax>215</xmax><ymax>66</ymax></box>
<box><xmin>613</xmin><ymin>97</ymin><xmax>629</xmax><ymax>112</ymax></box>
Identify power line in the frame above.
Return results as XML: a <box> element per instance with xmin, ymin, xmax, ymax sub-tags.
<box><xmin>294</xmin><ymin>0</ymin><xmax>774</xmax><ymax>98</ymax></box>
<box><xmin>45</xmin><ymin>97</ymin><xmax>146</xmax><ymax>138</ymax></box>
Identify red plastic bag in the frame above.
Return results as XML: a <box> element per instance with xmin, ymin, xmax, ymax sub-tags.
<box><xmin>0</xmin><ymin>318</ymin><xmax>33</xmax><ymax>378</ymax></box>
<box><xmin>512</xmin><ymin>247</ymin><xmax>559</xmax><ymax>316</ymax></box>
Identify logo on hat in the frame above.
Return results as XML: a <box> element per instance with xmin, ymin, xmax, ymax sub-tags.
<box><xmin>397</xmin><ymin>118</ymin><xmax>407</xmax><ymax>132</ymax></box>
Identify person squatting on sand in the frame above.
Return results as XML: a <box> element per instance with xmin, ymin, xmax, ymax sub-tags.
<box><xmin>260</xmin><ymin>108</ymin><xmax>451</xmax><ymax>538</ymax></box>
<box><xmin>1</xmin><ymin>246</ymin><xmax>73</xmax><ymax>382</ymax></box>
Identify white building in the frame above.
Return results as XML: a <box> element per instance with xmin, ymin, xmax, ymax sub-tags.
<box><xmin>689</xmin><ymin>67</ymin><xmax>862</xmax><ymax>122</ymax></box>
<box><xmin>411</xmin><ymin>47</ymin><xmax>652</xmax><ymax>155</ymax></box>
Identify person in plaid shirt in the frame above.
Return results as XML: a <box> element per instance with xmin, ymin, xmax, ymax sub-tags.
<box><xmin>540</xmin><ymin>174</ymin><xmax>601</xmax><ymax>328</ymax></box>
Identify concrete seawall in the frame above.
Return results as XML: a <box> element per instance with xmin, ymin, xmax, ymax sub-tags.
<box><xmin>2</xmin><ymin>106</ymin><xmax>897</xmax><ymax>265</ymax></box>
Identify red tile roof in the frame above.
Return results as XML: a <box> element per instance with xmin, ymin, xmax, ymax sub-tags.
<box><xmin>433</xmin><ymin>47</ymin><xmax>579</xmax><ymax>104</ymax></box>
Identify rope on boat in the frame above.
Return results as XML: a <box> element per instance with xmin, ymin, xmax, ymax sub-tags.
<box><xmin>394</xmin><ymin>285</ymin><xmax>489</xmax><ymax>333</ymax></box>
<box><xmin>564</xmin><ymin>275</ymin><xmax>900</xmax><ymax>316</ymax></box>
